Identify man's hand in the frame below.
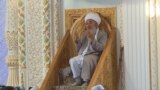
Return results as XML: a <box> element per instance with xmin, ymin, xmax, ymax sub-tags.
<box><xmin>86</xmin><ymin>30</ymin><xmax>94</xmax><ymax>40</ymax></box>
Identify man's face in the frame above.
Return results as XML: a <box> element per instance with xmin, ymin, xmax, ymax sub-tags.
<box><xmin>85</xmin><ymin>19</ymin><xmax>98</xmax><ymax>30</ymax></box>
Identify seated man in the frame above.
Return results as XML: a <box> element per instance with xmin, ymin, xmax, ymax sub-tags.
<box><xmin>69</xmin><ymin>12</ymin><xmax>108</xmax><ymax>86</ymax></box>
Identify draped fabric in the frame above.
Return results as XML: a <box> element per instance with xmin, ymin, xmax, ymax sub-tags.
<box><xmin>0</xmin><ymin>0</ymin><xmax>8</xmax><ymax>85</ymax></box>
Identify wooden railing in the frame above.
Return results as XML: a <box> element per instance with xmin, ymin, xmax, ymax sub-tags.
<box><xmin>40</xmin><ymin>30</ymin><xmax>77</xmax><ymax>90</ymax></box>
<box><xmin>40</xmin><ymin>29</ymin><xmax>117</xmax><ymax>90</ymax></box>
<box><xmin>87</xmin><ymin>29</ymin><xmax>117</xmax><ymax>90</ymax></box>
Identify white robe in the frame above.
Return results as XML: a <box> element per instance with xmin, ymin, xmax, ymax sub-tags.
<box><xmin>69</xmin><ymin>28</ymin><xmax>107</xmax><ymax>81</ymax></box>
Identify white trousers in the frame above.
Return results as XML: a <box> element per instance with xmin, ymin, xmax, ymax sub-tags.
<box><xmin>69</xmin><ymin>55</ymin><xmax>84</xmax><ymax>78</ymax></box>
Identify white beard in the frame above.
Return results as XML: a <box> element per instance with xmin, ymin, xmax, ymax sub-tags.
<box><xmin>90</xmin><ymin>27</ymin><xmax>97</xmax><ymax>35</ymax></box>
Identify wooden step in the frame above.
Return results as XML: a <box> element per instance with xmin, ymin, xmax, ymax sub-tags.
<box><xmin>53</xmin><ymin>86</ymin><xmax>87</xmax><ymax>90</ymax></box>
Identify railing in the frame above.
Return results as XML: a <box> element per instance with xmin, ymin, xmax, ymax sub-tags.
<box><xmin>87</xmin><ymin>29</ymin><xmax>117</xmax><ymax>90</ymax></box>
<box><xmin>40</xmin><ymin>30</ymin><xmax>77</xmax><ymax>90</ymax></box>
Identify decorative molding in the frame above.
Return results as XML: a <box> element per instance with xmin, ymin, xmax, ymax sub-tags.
<box><xmin>65</xmin><ymin>8</ymin><xmax>116</xmax><ymax>43</ymax></box>
<box><xmin>18</xmin><ymin>0</ymin><xmax>26</xmax><ymax>68</ymax></box>
<box><xmin>6</xmin><ymin>55</ymin><xmax>19</xmax><ymax>86</ymax></box>
<box><xmin>6</xmin><ymin>0</ymin><xmax>19</xmax><ymax>87</ymax></box>
<box><xmin>53</xmin><ymin>0</ymin><xmax>59</xmax><ymax>53</ymax></box>
<box><xmin>6</xmin><ymin>31</ymin><xmax>18</xmax><ymax>54</ymax></box>
<box><xmin>52</xmin><ymin>0</ymin><xmax>64</xmax><ymax>54</ymax></box>
<box><xmin>43</xmin><ymin>0</ymin><xmax>51</xmax><ymax>73</ymax></box>
<box><xmin>18</xmin><ymin>0</ymin><xmax>26</xmax><ymax>87</ymax></box>
<box><xmin>6</xmin><ymin>31</ymin><xmax>19</xmax><ymax>86</ymax></box>
<box><xmin>6</xmin><ymin>55</ymin><xmax>18</xmax><ymax>66</ymax></box>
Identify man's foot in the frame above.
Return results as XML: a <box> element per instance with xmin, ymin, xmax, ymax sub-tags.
<box><xmin>71</xmin><ymin>77</ymin><xmax>82</xmax><ymax>86</ymax></box>
<box><xmin>81</xmin><ymin>81</ymin><xmax>88</xmax><ymax>86</ymax></box>
<box><xmin>60</xmin><ymin>66</ymin><xmax>72</xmax><ymax>78</ymax></box>
<box><xmin>71</xmin><ymin>81</ymin><xmax>82</xmax><ymax>86</ymax></box>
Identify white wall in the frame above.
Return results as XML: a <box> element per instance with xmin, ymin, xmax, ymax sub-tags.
<box><xmin>64</xmin><ymin>0</ymin><xmax>117</xmax><ymax>9</ymax></box>
<box><xmin>122</xmin><ymin>0</ymin><xmax>150</xmax><ymax>90</ymax></box>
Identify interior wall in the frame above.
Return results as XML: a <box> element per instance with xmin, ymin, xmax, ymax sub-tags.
<box><xmin>122</xmin><ymin>0</ymin><xmax>150</xmax><ymax>90</ymax></box>
<box><xmin>64</xmin><ymin>0</ymin><xmax>117</xmax><ymax>9</ymax></box>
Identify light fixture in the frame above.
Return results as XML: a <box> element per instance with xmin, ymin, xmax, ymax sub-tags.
<box><xmin>146</xmin><ymin>0</ymin><xmax>160</xmax><ymax>17</ymax></box>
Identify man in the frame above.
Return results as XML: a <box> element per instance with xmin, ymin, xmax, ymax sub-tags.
<box><xmin>69</xmin><ymin>12</ymin><xmax>108</xmax><ymax>86</ymax></box>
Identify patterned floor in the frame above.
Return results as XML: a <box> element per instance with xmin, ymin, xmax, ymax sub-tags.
<box><xmin>0</xmin><ymin>0</ymin><xmax>8</xmax><ymax>85</ymax></box>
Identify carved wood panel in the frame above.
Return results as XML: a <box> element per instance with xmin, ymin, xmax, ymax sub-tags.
<box><xmin>65</xmin><ymin>8</ymin><xmax>116</xmax><ymax>31</ymax></box>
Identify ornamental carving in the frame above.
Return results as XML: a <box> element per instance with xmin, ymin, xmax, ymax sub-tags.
<box><xmin>65</xmin><ymin>8</ymin><xmax>116</xmax><ymax>31</ymax></box>
<box><xmin>43</xmin><ymin>0</ymin><xmax>51</xmax><ymax>69</ymax></box>
<box><xmin>6</xmin><ymin>30</ymin><xmax>18</xmax><ymax>54</ymax></box>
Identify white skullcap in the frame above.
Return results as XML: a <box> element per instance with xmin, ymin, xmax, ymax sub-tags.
<box><xmin>85</xmin><ymin>12</ymin><xmax>101</xmax><ymax>25</ymax></box>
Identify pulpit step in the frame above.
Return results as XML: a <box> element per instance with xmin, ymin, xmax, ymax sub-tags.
<box><xmin>53</xmin><ymin>86</ymin><xmax>87</xmax><ymax>90</ymax></box>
